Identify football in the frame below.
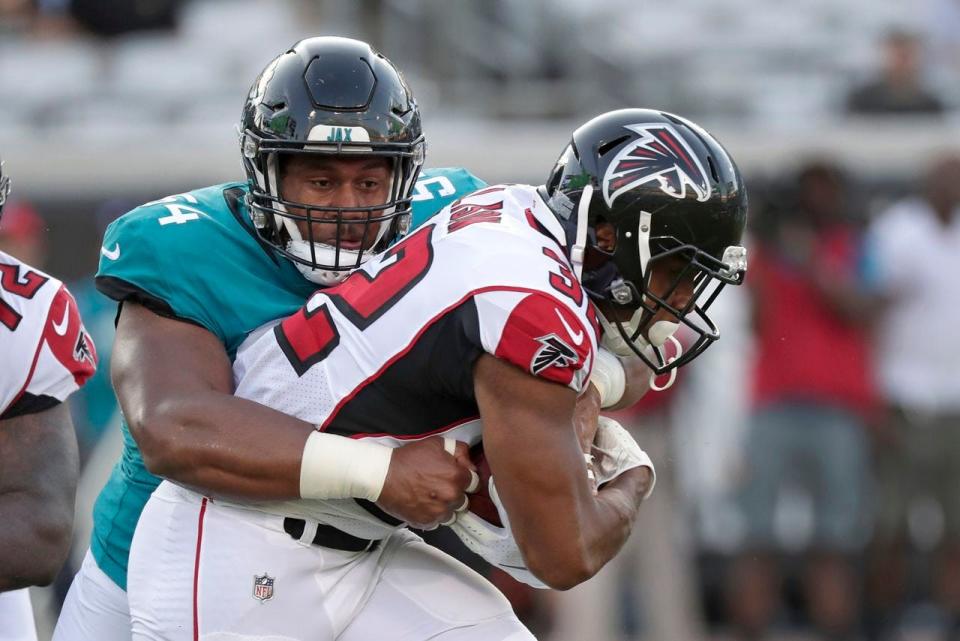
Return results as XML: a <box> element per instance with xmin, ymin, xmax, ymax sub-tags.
<box><xmin>468</xmin><ymin>444</ymin><xmax>503</xmax><ymax>527</ymax></box>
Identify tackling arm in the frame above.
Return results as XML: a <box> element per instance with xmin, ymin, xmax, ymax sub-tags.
<box><xmin>112</xmin><ymin>302</ymin><xmax>312</xmax><ymax>500</ymax></box>
<box><xmin>474</xmin><ymin>354</ymin><xmax>651</xmax><ymax>590</ymax></box>
<box><xmin>0</xmin><ymin>404</ymin><xmax>78</xmax><ymax>591</ymax></box>
<box><xmin>113</xmin><ymin>302</ymin><xmax>471</xmax><ymax>525</ymax></box>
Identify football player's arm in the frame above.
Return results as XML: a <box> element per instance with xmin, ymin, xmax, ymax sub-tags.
<box><xmin>0</xmin><ymin>403</ymin><xmax>79</xmax><ymax>591</ymax></box>
<box><xmin>588</xmin><ymin>345</ymin><xmax>655</xmax><ymax>412</ymax></box>
<box><xmin>602</xmin><ymin>351</ymin><xmax>654</xmax><ymax>411</ymax></box>
<box><xmin>473</xmin><ymin>354</ymin><xmax>652</xmax><ymax>590</ymax></box>
<box><xmin>112</xmin><ymin>302</ymin><xmax>312</xmax><ymax>499</ymax></box>
<box><xmin>113</xmin><ymin>302</ymin><xmax>470</xmax><ymax>524</ymax></box>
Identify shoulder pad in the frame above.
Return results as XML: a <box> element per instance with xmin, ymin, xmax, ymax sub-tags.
<box><xmin>410</xmin><ymin>167</ymin><xmax>487</xmax><ymax>231</ymax></box>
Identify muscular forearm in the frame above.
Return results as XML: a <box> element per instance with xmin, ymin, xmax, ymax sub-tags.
<box><xmin>115</xmin><ymin>304</ymin><xmax>470</xmax><ymax>522</ymax></box>
<box><xmin>581</xmin><ymin>467</ymin><xmax>652</xmax><ymax>570</ymax></box>
<box><xmin>519</xmin><ymin>465</ymin><xmax>651</xmax><ymax>590</ymax></box>
<box><xmin>475</xmin><ymin>354</ymin><xmax>653</xmax><ymax>589</ymax></box>
<box><xmin>609</xmin><ymin>352</ymin><xmax>653</xmax><ymax>410</ymax></box>
<box><xmin>130</xmin><ymin>390</ymin><xmax>315</xmax><ymax>501</ymax></box>
<box><xmin>114</xmin><ymin>303</ymin><xmax>318</xmax><ymax>501</ymax></box>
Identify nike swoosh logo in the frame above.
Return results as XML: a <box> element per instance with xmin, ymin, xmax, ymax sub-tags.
<box><xmin>555</xmin><ymin>309</ymin><xmax>584</xmax><ymax>346</ymax></box>
<box><xmin>100</xmin><ymin>243</ymin><xmax>120</xmax><ymax>261</ymax></box>
<box><xmin>52</xmin><ymin>303</ymin><xmax>70</xmax><ymax>336</ymax></box>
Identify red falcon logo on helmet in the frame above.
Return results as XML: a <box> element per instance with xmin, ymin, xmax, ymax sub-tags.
<box><xmin>602</xmin><ymin>123</ymin><xmax>711</xmax><ymax>208</ymax></box>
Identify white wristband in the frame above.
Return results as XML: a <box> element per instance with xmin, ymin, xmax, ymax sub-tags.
<box><xmin>299</xmin><ymin>430</ymin><xmax>393</xmax><ymax>501</ymax></box>
<box><xmin>590</xmin><ymin>347</ymin><xmax>627</xmax><ymax>408</ymax></box>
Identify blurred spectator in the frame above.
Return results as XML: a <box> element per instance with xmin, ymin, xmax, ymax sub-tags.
<box><xmin>0</xmin><ymin>199</ymin><xmax>47</xmax><ymax>265</ymax></box>
<box><xmin>0</xmin><ymin>0</ymin><xmax>36</xmax><ymax>33</ymax></box>
<box><xmin>864</xmin><ymin>153</ymin><xmax>960</xmax><ymax>641</ymax></box>
<box><xmin>31</xmin><ymin>0</ymin><xmax>80</xmax><ymax>38</ymax></box>
<box><xmin>727</xmin><ymin>161</ymin><xmax>878</xmax><ymax>641</ymax></box>
<box><xmin>9</xmin><ymin>0</ymin><xmax>185</xmax><ymax>39</ymax></box>
<box><xmin>924</xmin><ymin>0</ymin><xmax>960</xmax><ymax>98</ymax></box>
<box><xmin>846</xmin><ymin>29</ymin><xmax>945</xmax><ymax>115</ymax></box>
<box><xmin>67</xmin><ymin>0</ymin><xmax>183</xmax><ymax>38</ymax></box>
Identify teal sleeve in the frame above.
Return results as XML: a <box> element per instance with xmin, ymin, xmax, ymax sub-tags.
<box><xmin>409</xmin><ymin>167</ymin><xmax>487</xmax><ymax>230</ymax></box>
<box><xmin>94</xmin><ymin>201</ymin><xmax>229</xmax><ymax>343</ymax></box>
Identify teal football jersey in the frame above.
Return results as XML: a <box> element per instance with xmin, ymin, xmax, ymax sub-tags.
<box><xmin>90</xmin><ymin>168</ymin><xmax>486</xmax><ymax>589</ymax></box>
<box><xmin>409</xmin><ymin>167</ymin><xmax>486</xmax><ymax>230</ymax></box>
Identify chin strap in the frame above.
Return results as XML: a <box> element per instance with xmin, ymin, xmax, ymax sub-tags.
<box><xmin>570</xmin><ymin>184</ymin><xmax>593</xmax><ymax>280</ymax></box>
<box><xmin>648</xmin><ymin>335</ymin><xmax>682</xmax><ymax>392</ymax></box>
<box><xmin>598</xmin><ymin>313</ymin><xmax>682</xmax><ymax>392</ymax></box>
<box><xmin>637</xmin><ymin>210</ymin><xmax>652</xmax><ymax>275</ymax></box>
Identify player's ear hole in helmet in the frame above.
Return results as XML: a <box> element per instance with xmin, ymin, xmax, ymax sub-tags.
<box><xmin>541</xmin><ymin>108</ymin><xmax>748</xmax><ymax>376</ymax></box>
<box><xmin>240</xmin><ymin>36</ymin><xmax>425</xmax><ymax>286</ymax></box>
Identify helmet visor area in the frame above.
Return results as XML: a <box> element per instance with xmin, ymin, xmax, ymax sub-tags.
<box><xmin>602</xmin><ymin>238</ymin><xmax>747</xmax><ymax>374</ymax></box>
<box><xmin>249</xmin><ymin>192</ymin><xmax>408</xmax><ymax>272</ymax></box>
<box><xmin>244</xmin><ymin>131</ymin><xmax>424</xmax><ymax>274</ymax></box>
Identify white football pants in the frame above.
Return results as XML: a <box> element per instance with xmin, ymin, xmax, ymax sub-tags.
<box><xmin>0</xmin><ymin>589</ymin><xmax>38</xmax><ymax>641</ymax></box>
<box><xmin>128</xmin><ymin>482</ymin><xmax>534</xmax><ymax>641</ymax></box>
<box><xmin>52</xmin><ymin>550</ymin><xmax>132</xmax><ymax>641</ymax></box>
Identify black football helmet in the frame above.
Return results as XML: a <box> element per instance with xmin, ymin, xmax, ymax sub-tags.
<box><xmin>541</xmin><ymin>109</ymin><xmax>748</xmax><ymax>375</ymax></box>
<box><xmin>0</xmin><ymin>155</ymin><xmax>10</xmax><ymax>224</ymax></box>
<box><xmin>240</xmin><ymin>37</ymin><xmax>425</xmax><ymax>285</ymax></box>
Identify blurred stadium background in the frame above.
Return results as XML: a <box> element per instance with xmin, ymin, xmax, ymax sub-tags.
<box><xmin>3</xmin><ymin>1</ymin><xmax>960</xmax><ymax>640</ymax></box>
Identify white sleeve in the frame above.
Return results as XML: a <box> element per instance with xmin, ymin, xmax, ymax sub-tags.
<box><xmin>1</xmin><ymin>283</ymin><xmax>97</xmax><ymax>418</ymax></box>
<box><xmin>472</xmin><ymin>288</ymin><xmax>595</xmax><ymax>393</ymax></box>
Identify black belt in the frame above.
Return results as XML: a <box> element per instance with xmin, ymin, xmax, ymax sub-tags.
<box><xmin>283</xmin><ymin>518</ymin><xmax>380</xmax><ymax>552</ymax></box>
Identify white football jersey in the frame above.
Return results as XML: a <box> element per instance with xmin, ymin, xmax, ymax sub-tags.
<box><xmin>0</xmin><ymin>251</ymin><xmax>97</xmax><ymax>418</ymax></box>
<box><xmin>230</xmin><ymin>184</ymin><xmax>598</xmax><ymax>537</ymax></box>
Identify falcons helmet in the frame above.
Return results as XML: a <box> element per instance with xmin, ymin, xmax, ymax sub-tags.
<box><xmin>541</xmin><ymin>108</ymin><xmax>748</xmax><ymax>375</ymax></box>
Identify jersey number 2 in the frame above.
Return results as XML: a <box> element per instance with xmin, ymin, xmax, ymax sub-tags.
<box><xmin>0</xmin><ymin>264</ymin><xmax>49</xmax><ymax>331</ymax></box>
<box><xmin>275</xmin><ymin>224</ymin><xmax>435</xmax><ymax>376</ymax></box>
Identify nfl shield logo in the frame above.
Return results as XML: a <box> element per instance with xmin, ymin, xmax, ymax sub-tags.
<box><xmin>253</xmin><ymin>573</ymin><xmax>275</xmax><ymax>602</ymax></box>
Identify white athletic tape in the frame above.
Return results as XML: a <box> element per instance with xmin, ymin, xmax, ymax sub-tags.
<box><xmin>590</xmin><ymin>348</ymin><xmax>627</xmax><ymax>408</ymax></box>
<box><xmin>299</xmin><ymin>430</ymin><xmax>393</xmax><ymax>501</ymax></box>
